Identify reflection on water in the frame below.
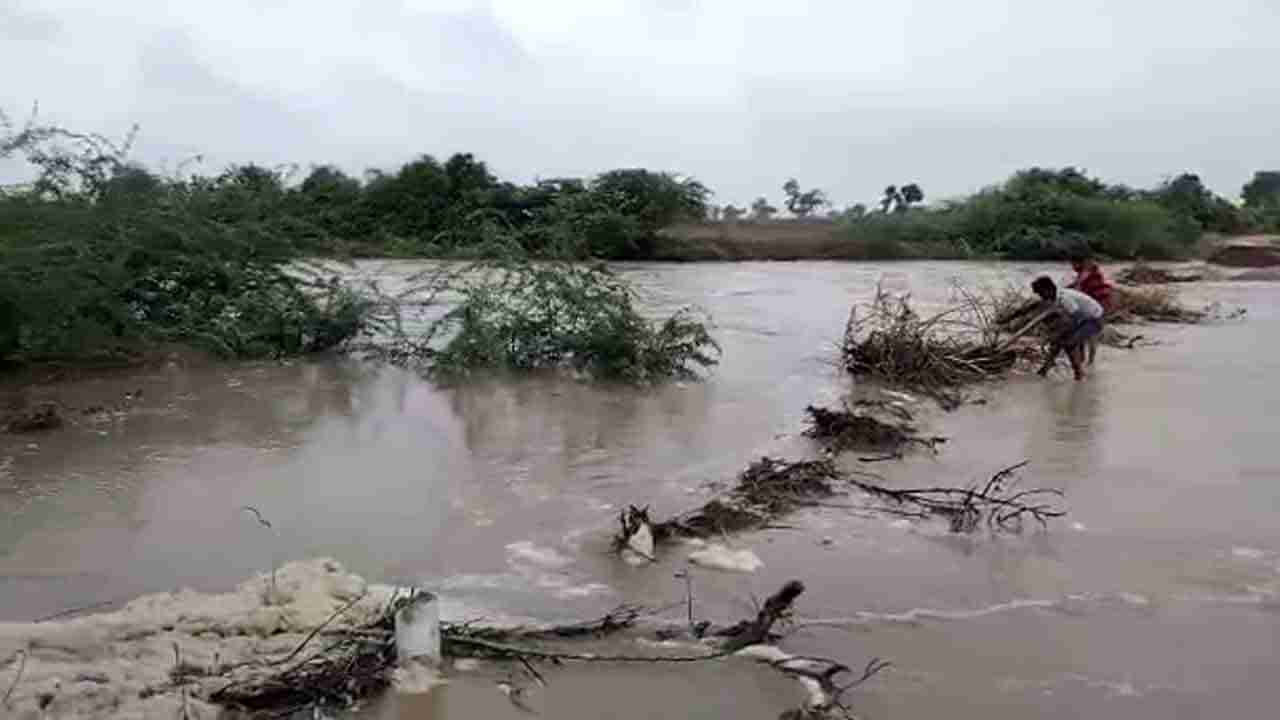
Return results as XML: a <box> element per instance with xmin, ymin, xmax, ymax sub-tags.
<box><xmin>2</xmin><ymin>262</ymin><xmax>1279</xmax><ymax>719</ymax></box>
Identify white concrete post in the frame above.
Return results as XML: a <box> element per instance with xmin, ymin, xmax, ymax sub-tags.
<box><xmin>394</xmin><ymin>591</ymin><xmax>442</xmax><ymax>667</ymax></box>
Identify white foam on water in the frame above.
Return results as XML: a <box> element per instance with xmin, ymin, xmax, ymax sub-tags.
<box><xmin>688</xmin><ymin>544</ymin><xmax>763</xmax><ymax>573</ymax></box>
<box><xmin>392</xmin><ymin>661</ymin><xmax>446</xmax><ymax>694</ymax></box>
<box><xmin>1115</xmin><ymin>592</ymin><xmax>1151</xmax><ymax>607</ymax></box>
<box><xmin>1232</xmin><ymin>546</ymin><xmax>1267</xmax><ymax>560</ymax></box>
<box><xmin>799</xmin><ymin>597</ymin><xmax>1060</xmax><ymax>628</ymax></box>
<box><xmin>0</xmin><ymin>558</ymin><xmax>396</xmax><ymax>718</ymax></box>
<box><xmin>505</xmin><ymin>540</ymin><xmax>573</xmax><ymax>569</ymax></box>
<box><xmin>735</xmin><ymin>644</ymin><xmax>791</xmax><ymax>663</ymax></box>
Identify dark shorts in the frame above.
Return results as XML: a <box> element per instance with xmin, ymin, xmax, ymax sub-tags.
<box><xmin>1061</xmin><ymin>316</ymin><xmax>1103</xmax><ymax>347</ymax></box>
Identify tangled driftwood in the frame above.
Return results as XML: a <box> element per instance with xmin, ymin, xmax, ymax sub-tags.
<box><xmin>847</xmin><ymin>461</ymin><xmax>1064</xmax><ymax>533</ymax></box>
<box><xmin>209</xmin><ymin>581</ymin><xmax>814</xmax><ymax>718</ymax></box>
<box><xmin>619</xmin><ymin>458</ymin><xmax>840</xmax><ymax>548</ymax></box>
<box><xmin>616</xmin><ymin>455</ymin><xmax>1065</xmax><ymax>558</ymax></box>
<box><xmin>803</xmin><ymin>403</ymin><xmax>944</xmax><ymax>459</ymax></box>
<box><xmin>1109</xmin><ymin>285</ymin><xmax>1207</xmax><ymax>324</ymax></box>
<box><xmin>841</xmin><ymin>288</ymin><xmax>1038</xmax><ymax>409</ymax></box>
<box><xmin>1116</xmin><ymin>262</ymin><xmax>1202</xmax><ymax>286</ymax></box>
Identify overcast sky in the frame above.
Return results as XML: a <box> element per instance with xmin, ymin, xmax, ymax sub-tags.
<box><xmin>3</xmin><ymin>0</ymin><xmax>1278</xmax><ymax>207</ymax></box>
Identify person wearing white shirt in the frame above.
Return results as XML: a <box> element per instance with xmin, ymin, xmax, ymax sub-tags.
<box><xmin>1000</xmin><ymin>275</ymin><xmax>1104</xmax><ymax>381</ymax></box>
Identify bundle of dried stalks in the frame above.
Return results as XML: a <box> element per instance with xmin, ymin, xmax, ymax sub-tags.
<box><xmin>1116</xmin><ymin>262</ymin><xmax>1202</xmax><ymax>286</ymax></box>
<box><xmin>1109</xmin><ymin>285</ymin><xmax>1206</xmax><ymax>324</ymax></box>
<box><xmin>841</xmin><ymin>287</ymin><xmax>1037</xmax><ymax>409</ymax></box>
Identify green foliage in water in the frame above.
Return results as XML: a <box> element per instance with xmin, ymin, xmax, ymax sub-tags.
<box><xmin>425</xmin><ymin>261</ymin><xmax>720</xmax><ymax>382</ymax></box>
<box><xmin>0</xmin><ymin>111</ymin><xmax>718</xmax><ymax>381</ymax></box>
<box><xmin>0</xmin><ymin>112</ymin><xmax>373</xmax><ymax>365</ymax></box>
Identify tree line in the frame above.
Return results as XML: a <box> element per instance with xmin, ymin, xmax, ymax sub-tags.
<box><xmin>715</xmin><ymin>169</ymin><xmax>1280</xmax><ymax>260</ymax></box>
<box><xmin>4</xmin><ymin>108</ymin><xmax>1280</xmax><ymax>366</ymax></box>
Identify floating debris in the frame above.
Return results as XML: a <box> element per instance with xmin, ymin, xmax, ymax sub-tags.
<box><xmin>1116</xmin><ymin>262</ymin><xmax>1202</xmax><ymax>285</ymax></box>
<box><xmin>803</xmin><ymin>403</ymin><xmax>944</xmax><ymax>457</ymax></box>
<box><xmin>1</xmin><ymin>402</ymin><xmax>62</xmax><ymax>433</ymax></box>
<box><xmin>842</xmin><ymin>288</ymin><xmax>1038</xmax><ymax>409</ymax></box>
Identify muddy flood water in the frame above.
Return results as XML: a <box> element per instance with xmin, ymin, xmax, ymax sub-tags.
<box><xmin>3</xmin><ymin>261</ymin><xmax>1279</xmax><ymax>719</ymax></box>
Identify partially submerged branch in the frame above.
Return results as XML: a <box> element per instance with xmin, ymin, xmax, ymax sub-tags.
<box><xmin>841</xmin><ymin>287</ymin><xmax>1038</xmax><ymax>409</ymax></box>
<box><xmin>847</xmin><ymin>461</ymin><xmax>1065</xmax><ymax>532</ymax></box>
<box><xmin>214</xmin><ymin>580</ymin><xmax>811</xmax><ymax>718</ymax></box>
<box><xmin>803</xmin><ymin>403</ymin><xmax>944</xmax><ymax>457</ymax></box>
<box><xmin>619</xmin><ymin>458</ymin><xmax>841</xmax><ymax>548</ymax></box>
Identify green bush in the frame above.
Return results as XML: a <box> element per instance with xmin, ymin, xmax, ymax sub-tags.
<box><xmin>0</xmin><ymin>115</ymin><xmax>373</xmax><ymax>365</ymax></box>
<box><xmin>838</xmin><ymin>167</ymin><xmax>1207</xmax><ymax>261</ymax></box>
<box><xmin>426</xmin><ymin>261</ymin><xmax>720</xmax><ymax>382</ymax></box>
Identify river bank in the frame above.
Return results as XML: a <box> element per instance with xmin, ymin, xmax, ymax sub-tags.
<box><xmin>3</xmin><ymin>262</ymin><xmax>1278</xmax><ymax>719</ymax></box>
<box><xmin>651</xmin><ymin>223</ymin><xmax>1280</xmax><ymax>265</ymax></box>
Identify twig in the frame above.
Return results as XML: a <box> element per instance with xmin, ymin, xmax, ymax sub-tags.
<box><xmin>272</xmin><ymin>592</ymin><xmax>366</xmax><ymax>667</ymax></box>
<box><xmin>445</xmin><ymin>635</ymin><xmax>737</xmax><ymax>663</ymax></box>
<box><xmin>517</xmin><ymin>656</ymin><xmax>548</xmax><ymax>688</ymax></box>
<box><xmin>32</xmin><ymin>598</ymin><xmax>126</xmax><ymax>623</ymax></box>
<box><xmin>3</xmin><ymin>649</ymin><xmax>27</xmax><ymax>706</ymax></box>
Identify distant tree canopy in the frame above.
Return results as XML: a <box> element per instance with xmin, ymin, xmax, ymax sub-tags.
<box><xmin>879</xmin><ymin>183</ymin><xmax>924</xmax><ymax>213</ymax></box>
<box><xmin>1243</xmin><ymin>171</ymin><xmax>1280</xmax><ymax>209</ymax></box>
<box><xmin>1147</xmin><ymin>173</ymin><xmax>1246</xmax><ymax>235</ymax></box>
<box><xmin>782</xmin><ymin>178</ymin><xmax>827</xmax><ymax>218</ymax></box>
<box><xmin>750</xmin><ymin>196</ymin><xmax>778</xmax><ymax>221</ymax></box>
<box><xmin>840</xmin><ymin>165</ymin><xmax>1277</xmax><ymax>260</ymax></box>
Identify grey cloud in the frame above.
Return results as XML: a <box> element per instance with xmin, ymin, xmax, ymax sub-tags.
<box><xmin>0</xmin><ymin>1</ymin><xmax>62</xmax><ymax>43</ymax></box>
<box><xmin>2</xmin><ymin>0</ymin><xmax>1278</xmax><ymax>205</ymax></box>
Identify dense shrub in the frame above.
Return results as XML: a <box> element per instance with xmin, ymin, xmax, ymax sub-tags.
<box><xmin>0</xmin><ymin>115</ymin><xmax>372</xmax><ymax>365</ymax></box>
<box><xmin>841</xmin><ymin>167</ymin><xmax>1219</xmax><ymax>260</ymax></box>
<box><xmin>425</xmin><ymin>261</ymin><xmax>720</xmax><ymax>382</ymax></box>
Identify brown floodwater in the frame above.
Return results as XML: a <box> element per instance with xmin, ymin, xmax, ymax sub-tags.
<box><xmin>3</xmin><ymin>261</ymin><xmax>1278</xmax><ymax>719</ymax></box>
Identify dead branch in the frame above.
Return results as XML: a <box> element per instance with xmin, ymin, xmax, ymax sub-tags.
<box><xmin>803</xmin><ymin>403</ymin><xmax>944</xmax><ymax>456</ymax></box>
<box><xmin>716</xmin><ymin>580</ymin><xmax>806</xmax><ymax>651</ymax></box>
<box><xmin>3</xmin><ymin>649</ymin><xmax>27</xmax><ymax>707</ymax></box>
<box><xmin>634</xmin><ymin>458</ymin><xmax>841</xmax><ymax>546</ymax></box>
<box><xmin>205</xmin><ymin>580</ymin><xmax>814</xmax><ymax>718</ymax></box>
<box><xmin>841</xmin><ymin>287</ymin><xmax>1041</xmax><ymax>409</ymax></box>
<box><xmin>1117</xmin><ymin>263</ymin><xmax>1202</xmax><ymax>286</ymax></box>
<box><xmin>846</xmin><ymin>461</ymin><xmax>1065</xmax><ymax>532</ymax></box>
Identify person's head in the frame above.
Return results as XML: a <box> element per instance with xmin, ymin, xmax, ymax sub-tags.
<box><xmin>1070</xmin><ymin>252</ymin><xmax>1094</xmax><ymax>273</ymax></box>
<box><xmin>1031</xmin><ymin>275</ymin><xmax>1057</xmax><ymax>301</ymax></box>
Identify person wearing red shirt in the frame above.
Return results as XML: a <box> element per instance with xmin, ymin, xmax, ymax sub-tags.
<box><xmin>1067</xmin><ymin>254</ymin><xmax>1113</xmax><ymax>365</ymax></box>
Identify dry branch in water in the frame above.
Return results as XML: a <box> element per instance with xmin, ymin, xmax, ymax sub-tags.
<box><xmin>616</xmin><ymin>458</ymin><xmax>841</xmax><ymax>549</ymax></box>
<box><xmin>210</xmin><ymin>581</ymin><xmax>812</xmax><ymax>718</ymax></box>
<box><xmin>617</xmin><ymin>454</ymin><xmax>1065</xmax><ymax>558</ymax></box>
<box><xmin>803</xmin><ymin>403</ymin><xmax>944</xmax><ymax>457</ymax></box>
<box><xmin>847</xmin><ymin>461</ymin><xmax>1065</xmax><ymax>532</ymax></box>
<box><xmin>1109</xmin><ymin>285</ymin><xmax>1208</xmax><ymax>324</ymax></box>
<box><xmin>1116</xmin><ymin>262</ymin><xmax>1202</xmax><ymax>286</ymax></box>
<box><xmin>841</xmin><ymin>287</ymin><xmax>1038</xmax><ymax>409</ymax></box>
